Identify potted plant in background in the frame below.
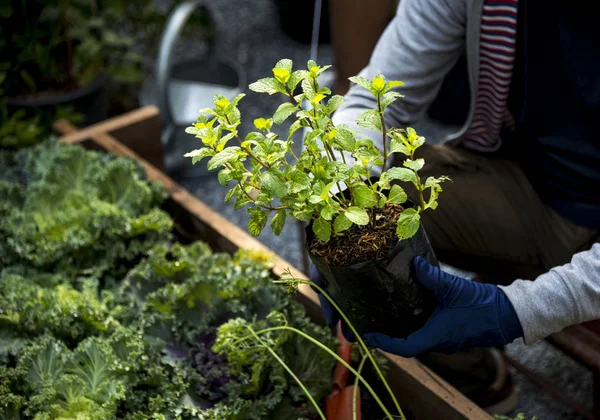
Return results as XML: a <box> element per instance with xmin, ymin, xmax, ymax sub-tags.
<box><xmin>185</xmin><ymin>58</ymin><xmax>450</xmax><ymax>341</ymax></box>
<box><xmin>0</xmin><ymin>0</ymin><xmax>168</xmax><ymax>127</ymax></box>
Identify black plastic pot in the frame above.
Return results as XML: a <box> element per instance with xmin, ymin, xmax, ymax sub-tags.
<box><xmin>307</xmin><ymin>202</ymin><xmax>438</xmax><ymax>339</ymax></box>
<box><xmin>6</xmin><ymin>75</ymin><xmax>109</xmax><ymax>125</ymax></box>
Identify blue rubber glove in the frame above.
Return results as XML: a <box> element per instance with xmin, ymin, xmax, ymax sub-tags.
<box><xmin>309</xmin><ymin>264</ymin><xmax>356</xmax><ymax>342</ymax></box>
<box><xmin>363</xmin><ymin>256</ymin><xmax>524</xmax><ymax>357</ymax></box>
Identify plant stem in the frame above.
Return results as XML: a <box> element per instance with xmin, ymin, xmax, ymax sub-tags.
<box><xmin>225</xmin><ymin>116</ymin><xmax>272</xmax><ymax>171</ymax></box>
<box><xmin>275</xmin><ymin>279</ymin><xmax>406</xmax><ymax>420</ymax></box>
<box><xmin>237</xmin><ymin>181</ymin><xmax>288</xmax><ymax>212</ymax></box>
<box><xmin>246</xmin><ymin>326</ymin><xmax>326</xmax><ymax>420</ymax></box>
<box><xmin>377</xmin><ymin>94</ymin><xmax>388</xmax><ymax>173</ymax></box>
<box><xmin>354</xmin><ymin>352</ymin><xmax>369</xmax><ymax>420</ymax></box>
<box><xmin>286</xmin><ymin>87</ymin><xmax>300</xmax><ymax>107</ymax></box>
<box><xmin>329</xmin><ymin>192</ymin><xmax>347</xmax><ymax>209</ymax></box>
<box><xmin>246</xmin><ymin>325</ymin><xmax>396</xmax><ymax>420</ymax></box>
<box><xmin>409</xmin><ymin>149</ymin><xmax>426</xmax><ymax>211</ymax></box>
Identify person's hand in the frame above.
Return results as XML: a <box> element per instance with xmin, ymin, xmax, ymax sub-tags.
<box><xmin>363</xmin><ymin>256</ymin><xmax>524</xmax><ymax>357</ymax></box>
<box><xmin>309</xmin><ymin>264</ymin><xmax>356</xmax><ymax>342</ymax></box>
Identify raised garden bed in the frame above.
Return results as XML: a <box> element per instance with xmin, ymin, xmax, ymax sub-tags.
<box><xmin>51</xmin><ymin>106</ymin><xmax>491</xmax><ymax>420</ymax></box>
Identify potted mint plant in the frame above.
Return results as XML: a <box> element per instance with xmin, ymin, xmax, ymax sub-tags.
<box><xmin>185</xmin><ymin>59</ymin><xmax>449</xmax><ymax>339</ymax></box>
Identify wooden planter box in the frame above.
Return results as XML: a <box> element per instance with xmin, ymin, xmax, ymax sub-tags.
<box><xmin>54</xmin><ymin>106</ymin><xmax>491</xmax><ymax>420</ymax></box>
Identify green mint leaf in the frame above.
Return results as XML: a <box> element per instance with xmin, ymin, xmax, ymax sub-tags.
<box><xmin>354</xmin><ymin>148</ymin><xmax>383</xmax><ymax>167</ymax></box>
<box><xmin>348</xmin><ymin>76</ymin><xmax>373</xmax><ymax>92</ymax></box>
<box><xmin>230</xmin><ymin>93</ymin><xmax>246</xmax><ymax>108</ymax></box>
<box><xmin>389</xmin><ymin>136</ymin><xmax>410</xmax><ymax>156</ymax></box>
<box><xmin>319</xmin><ymin>182</ymin><xmax>336</xmax><ymax>201</ymax></box>
<box><xmin>293</xmin><ymin>207</ymin><xmax>313</xmax><ymax>222</ymax></box>
<box><xmin>404</xmin><ymin>158</ymin><xmax>424</xmax><ymax>171</ymax></box>
<box><xmin>315</xmin><ymin>65</ymin><xmax>332</xmax><ymax>77</ymax></box>
<box><xmin>248</xmin><ymin>208</ymin><xmax>268</xmax><ymax>236</ymax></box>
<box><xmin>320</xmin><ymin>200</ymin><xmax>340</xmax><ymax>221</ymax></box>
<box><xmin>356</xmin><ymin>109</ymin><xmax>382</xmax><ymax>132</ymax></box>
<box><xmin>261</xmin><ymin>171</ymin><xmax>288</xmax><ymax>198</ymax></box>
<box><xmin>396</xmin><ymin>208</ymin><xmax>420</xmax><ymax>239</ymax></box>
<box><xmin>345</xmin><ymin>207</ymin><xmax>369</xmax><ymax>225</ymax></box>
<box><xmin>423</xmin><ymin>176</ymin><xmax>450</xmax><ymax>210</ymax></box>
<box><xmin>214</xmin><ymin>93</ymin><xmax>230</xmax><ymax>110</ymax></box>
<box><xmin>185</xmin><ymin>126</ymin><xmax>201</xmax><ymax>135</ymax></box>
<box><xmin>386</xmin><ymin>80</ymin><xmax>405</xmax><ymax>89</ymax></box>
<box><xmin>356</xmin><ymin>138</ymin><xmax>374</xmax><ymax>148</ymax></box>
<box><xmin>271</xmin><ymin>209</ymin><xmax>287</xmax><ymax>236</ymax></box>
<box><xmin>377</xmin><ymin>192</ymin><xmax>387</xmax><ymax>208</ymax></box>
<box><xmin>313</xmin><ymin>217</ymin><xmax>332</xmax><ymax>242</ymax></box>
<box><xmin>426</xmin><ymin>184</ymin><xmax>442</xmax><ymax>210</ymax></box>
<box><xmin>309</xmin><ymin>195</ymin><xmax>323</xmax><ymax>204</ymax></box>
<box><xmin>301</xmin><ymin>78</ymin><xmax>316</xmax><ymax>100</ymax></box>
<box><xmin>224</xmin><ymin>185</ymin><xmax>240</xmax><ymax>202</ymax></box>
<box><xmin>287</xmin><ymin>119</ymin><xmax>304</xmax><ymax>140</ymax></box>
<box><xmin>333</xmin><ymin>213</ymin><xmax>353</xmax><ymax>233</ymax></box>
<box><xmin>388</xmin><ymin>184</ymin><xmax>407</xmax><ymax>204</ymax></box>
<box><xmin>249</xmin><ymin>77</ymin><xmax>286</xmax><ymax>95</ymax></box>
<box><xmin>384</xmin><ymin>167</ymin><xmax>417</xmax><ymax>184</ymax></box>
<box><xmin>216</xmin><ymin>132</ymin><xmax>235</xmax><ymax>151</ymax></box>
<box><xmin>326</xmin><ymin>95</ymin><xmax>344</xmax><ymax>114</ymax></box>
<box><xmin>381</xmin><ymin>91</ymin><xmax>404</xmax><ymax>109</ymax></box>
<box><xmin>288</xmin><ymin>70</ymin><xmax>309</xmax><ymax>91</ymax></box>
<box><xmin>290</xmin><ymin>171</ymin><xmax>310</xmax><ymax>193</ymax></box>
<box><xmin>275</xmin><ymin>59</ymin><xmax>293</xmax><ymax>72</ymax></box>
<box><xmin>405</xmin><ymin>127</ymin><xmax>425</xmax><ymax>149</ymax></box>
<box><xmin>234</xmin><ymin>191</ymin><xmax>253</xmax><ymax>210</ymax></box>
<box><xmin>352</xmin><ymin>183</ymin><xmax>378</xmax><ymax>208</ymax></box>
<box><xmin>228</xmin><ymin>107</ymin><xmax>242</xmax><ymax>125</ymax></box>
<box><xmin>207</xmin><ymin>147</ymin><xmax>241</xmax><ymax>170</ymax></box>
<box><xmin>424</xmin><ymin>175</ymin><xmax>451</xmax><ymax>188</ymax></box>
<box><xmin>273</xmin><ymin>68</ymin><xmax>291</xmax><ymax>84</ymax></box>
<box><xmin>218</xmin><ymin>168</ymin><xmax>234</xmax><ymax>186</ymax></box>
<box><xmin>333</xmin><ymin>127</ymin><xmax>357</xmax><ymax>152</ymax></box>
<box><xmin>273</xmin><ymin>102</ymin><xmax>298</xmax><ymax>125</ymax></box>
<box><xmin>184</xmin><ymin>148</ymin><xmax>215</xmax><ymax>164</ymax></box>
<box><xmin>255</xmin><ymin>192</ymin><xmax>271</xmax><ymax>207</ymax></box>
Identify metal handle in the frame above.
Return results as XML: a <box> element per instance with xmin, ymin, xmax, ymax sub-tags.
<box><xmin>156</xmin><ymin>0</ymin><xmax>219</xmax><ymax>128</ymax></box>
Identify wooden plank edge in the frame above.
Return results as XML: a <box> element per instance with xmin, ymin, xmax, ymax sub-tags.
<box><xmin>58</xmin><ymin>127</ymin><xmax>490</xmax><ymax>419</ymax></box>
<box><xmin>54</xmin><ymin>106</ymin><xmax>160</xmax><ymax>144</ymax></box>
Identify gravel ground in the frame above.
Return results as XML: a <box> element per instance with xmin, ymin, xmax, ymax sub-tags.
<box><xmin>158</xmin><ymin>0</ymin><xmax>592</xmax><ymax>417</ymax></box>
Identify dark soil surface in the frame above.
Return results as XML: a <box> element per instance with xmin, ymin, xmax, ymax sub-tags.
<box><xmin>310</xmin><ymin>203</ymin><xmax>403</xmax><ymax>266</ymax></box>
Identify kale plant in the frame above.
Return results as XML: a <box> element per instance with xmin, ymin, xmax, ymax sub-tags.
<box><xmin>0</xmin><ymin>141</ymin><xmax>172</xmax><ymax>273</ymax></box>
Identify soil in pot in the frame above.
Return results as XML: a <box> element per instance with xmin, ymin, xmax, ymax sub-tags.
<box><xmin>307</xmin><ymin>203</ymin><xmax>438</xmax><ymax>340</ymax></box>
<box><xmin>310</xmin><ymin>203</ymin><xmax>402</xmax><ymax>266</ymax></box>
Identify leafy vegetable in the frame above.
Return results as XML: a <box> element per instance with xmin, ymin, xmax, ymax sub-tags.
<box><xmin>1</xmin><ymin>141</ymin><xmax>172</xmax><ymax>274</ymax></box>
<box><xmin>0</xmin><ymin>141</ymin><xmax>338</xmax><ymax>419</ymax></box>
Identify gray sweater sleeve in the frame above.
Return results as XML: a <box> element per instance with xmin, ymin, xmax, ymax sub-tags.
<box><xmin>331</xmin><ymin>0</ymin><xmax>467</xmax><ymax>173</ymax></box>
<box><xmin>500</xmin><ymin>244</ymin><xmax>600</xmax><ymax>344</ymax></box>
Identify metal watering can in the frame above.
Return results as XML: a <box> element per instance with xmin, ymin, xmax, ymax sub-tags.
<box><xmin>140</xmin><ymin>0</ymin><xmax>246</xmax><ymax>180</ymax></box>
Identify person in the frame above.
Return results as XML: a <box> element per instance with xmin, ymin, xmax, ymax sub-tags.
<box><xmin>313</xmin><ymin>0</ymin><xmax>600</xmax><ymax>414</ymax></box>
<box><xmin>328</xmin><ymin>0</ymin><xmax>398</xmax><ymax>95</ymax></box>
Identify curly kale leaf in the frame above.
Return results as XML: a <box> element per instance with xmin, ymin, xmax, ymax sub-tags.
<box><xmin>210</xmin><ymin>310</ymin><xmax>336</xmax><ymax>420</ymax></box>
<box><xmin>0</xmin><ymin>369</ymin><xmax>25</xmax><ymax>420</ymax></box>
<box><xmin>0</xmin><ymin>270</ymin><xmax>119</xmax><ymax>347</ymax></box>
<box><xmin>2</xmin><ymin>143</ymin><xmax>172</xmax><ymax>272</ymax></box>
<box><xmin>12</xmin><ymin>328</ymin><xmax>189</xmax><ymax>420</ymax></box>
